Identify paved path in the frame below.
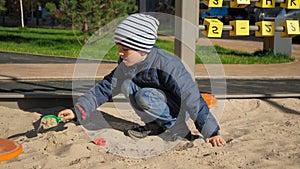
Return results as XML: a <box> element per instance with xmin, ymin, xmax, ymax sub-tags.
<box><xmin>1</xmin><ymin>61</ymin><xmax>299</xmax><ymax>80</ymax></box>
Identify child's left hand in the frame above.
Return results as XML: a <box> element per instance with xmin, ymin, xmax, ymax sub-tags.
<box><xmin>206</xmin><ymin>135</ymin><xmax>226</xmax><ymax>147</ymax></box>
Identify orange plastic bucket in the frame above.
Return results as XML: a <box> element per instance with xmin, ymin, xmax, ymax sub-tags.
<box><xmin>0</xmin><ymin>138</ymin><xmax>22</xmax><ymax>162</ymax></box>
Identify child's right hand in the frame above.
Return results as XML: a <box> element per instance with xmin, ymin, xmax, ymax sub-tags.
<box><xmin>58</xmin><ymin>109</ymin><xmax>76</xmax><ymax>122</ymax></box>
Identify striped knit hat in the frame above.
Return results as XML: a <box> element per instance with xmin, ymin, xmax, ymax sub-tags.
<box><xmin>114</xmin><ymin>13</ymin><xmax>159</xmax><ymax>53</ymax></box>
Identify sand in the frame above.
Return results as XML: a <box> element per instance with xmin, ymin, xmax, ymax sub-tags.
<box><xmin>40</xmin><ymin>118</ymin><xmax>59</xmax><ymax>130</ymax></box>
<box><xmin>0</xmin><ymin>98</ymin><xmax>300</xmax><ymax>169</ymax></box>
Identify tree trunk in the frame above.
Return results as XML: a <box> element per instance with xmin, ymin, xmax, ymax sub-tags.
<box><xmin>20</xmin><ymin>0</ymin><xmax>24</xmax><ymax>27</ymax></box>
<box><xmin>84</xmin><ymin>20</ymin><xmax>89</xmax><ymax>44</ymax></box>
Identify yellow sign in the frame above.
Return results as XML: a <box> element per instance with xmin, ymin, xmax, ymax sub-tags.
<box><xmin>280</xmin><ymin>0</ymin><xmax>300</xmax><ymax>9</ymax></box>
<box><xmin>280</xmin><ymin>20</ymin><xmax>300</xmax><ymax>37</ymax></box>
<box><xmin>230</xmin><ymin>20</ymin><xmax>249</xmax><ymax>36</ymax></box>
<box><xmin>255</xmin><ymin>0</ymin><xmax>276</xmax><ymax>8</ymax></box>
<box><xmin>203</xmin><ymin>0</ymin><xmax>223</xmax><ymax>8</ymax></box>
<box><xmin>230</xmin><ymin>0</ymin><xmax>250</xmax><ymax>8</ymax></box>
<box><xmin>202</xmin><ymin>18</ymin><xmax>223</xmax><ymax>38</ymax></box>
<box><xmin>255</xmin><ymin>21</ymin><xmax>275</xmax><ymax>37</ymax></box>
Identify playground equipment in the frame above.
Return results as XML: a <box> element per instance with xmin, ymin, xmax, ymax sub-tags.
<box><xmin>201</xmin><ymin>0</ymin><xmax>300</xmax><ymax>38</ymax></box>
<box><xmin>201</xmin><ymin>18</ymin><xmax>300</xmax><ymax>37</ymax></box>
<box><xmin>201</xmin><ymin>17</ymin><xmax>300</xmax><ymax>37</ymax></box>
<box><xmin>204</xmin><ymin>0</ymin><xmax>299</xmax><ymax>9</ymax></box>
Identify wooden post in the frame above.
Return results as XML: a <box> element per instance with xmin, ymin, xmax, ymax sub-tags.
<box><xmin>174</xmin><ymin>0</ymin><xmax>199</xmax><ymax>78</ymax></box>
<box><xmin>263</xmin><ymin>37</ymin><xmax>274</xmax><ymax>51</ymax></box>
<box><xmin>139</xmin><ymin>0</ymin><xmax>147</xmax><ymax>13</ymax></box>
<box><xmin>263</xmin><ymin>16</ymin><xmax>292</xmax><ymax>57</ymax></box>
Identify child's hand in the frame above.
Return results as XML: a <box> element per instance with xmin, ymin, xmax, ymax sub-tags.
<box><xmin>206</xmin><ymin>135</ymin><xmax>226</xmax><ymax>147</ymax></box>
<box><xmin>58</xmin><ymin>109</ymin><xmax>76</xmax><ymax>122</ymax></box>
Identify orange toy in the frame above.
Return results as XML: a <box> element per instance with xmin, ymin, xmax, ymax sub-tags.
<box><xmin>0</xmin><ymin>138</ymin><xmax>22</xmax><ymax>162</ymax></box>
<box><xmin>201</xmin><ymin>93</ymin><xmax>218</xmax><ymax>108</ymax></box>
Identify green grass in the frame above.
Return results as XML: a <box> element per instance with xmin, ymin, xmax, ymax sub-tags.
<box><xmin>155</xmin><ymin>39</ymin><xmax>293</xmax><ymax>64</ymax></box>
<box><xmin>0</xmin><ymin>26</ymin><xmax>294</xmax><ymax>64</ymax></box>
<box><xmin>0</xmin><ymin>26</ymin><xmax>83</xmax><ymax>57</ymax></box>
<box><xmin>196</xmin><ymin>45</ymin><xmax>293</xmax><ymax>64</ymax></box>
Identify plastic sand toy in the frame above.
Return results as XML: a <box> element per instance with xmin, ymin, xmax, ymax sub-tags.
<box><xmin>201</xmin><ymin>93</ymin><xmax>218</xmax><ymax>108</ymax></box>
<box><xmin>0</xmin><ymin>138</ymin><xmax>22</xmax><ymax>162</ymax></box>
<box><xmin>41</xmin><ymin>115</ymin><xmax>62</xmax><ymax>129</ymax></box>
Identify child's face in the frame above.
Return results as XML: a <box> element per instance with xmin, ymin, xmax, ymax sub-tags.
<box><xmin>117</xmin><ymin>44</ymin><xmax>146</xmax><ymax>67</ymax></box>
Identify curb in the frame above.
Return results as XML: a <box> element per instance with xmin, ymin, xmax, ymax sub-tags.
<box><xmin>1</xmin><ymin>75</ymin><xmax>300</xmax><ymax>81</ymax></box>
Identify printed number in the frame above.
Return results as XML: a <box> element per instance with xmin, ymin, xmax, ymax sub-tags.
<box><xmin>213</xmin><ymin>0</ymin><xmax>219</xmax><ymax>5</ymax></box>
<box><xmin>212</xmin><ymin>26</ymin><xmax>219</xmax><ymax>34</ymax></box>
<box><xmin>290</xmin><ymin>0</ymin><xmax>296</xmax><ymax>6</ymax></box>
<box><xmin>265</xmin><ymin>24</ymin><xmax>272</xmax><ymax>32</ymax></box>
<box><xmin>290</xmin><ymin>23</ymin><xmax>296</xmax><ymax>32</ymax></box>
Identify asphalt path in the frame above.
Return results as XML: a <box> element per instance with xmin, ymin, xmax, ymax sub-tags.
<box><xmin>0</xmin><ymin>51</ymin><xmax>115</xmax><ymax>64</ymax></box>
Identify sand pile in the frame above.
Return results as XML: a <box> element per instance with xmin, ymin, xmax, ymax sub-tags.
<box><xmin>0</xmin><ymin>98</ymin><xmax>299</xmax><ymax>169</ymax></box>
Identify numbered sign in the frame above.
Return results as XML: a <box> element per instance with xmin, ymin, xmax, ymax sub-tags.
<box><xmin>255</xmin><ymin>21</ymin><xmax>275</xmax><ymax>37</ymax></box>
<box><xmin>280</xmin><ymin>20</ymin><xmax>300</xmax><ymax>37</ymax></box>
<box><xmin>230</xmin><ymin>20</ymin><xmax>250</xmax><ymax>36</ymax></box>
<box><xmin>230</xmin><ymin>0</ymin><xmax>250</xmax><ymax>8</ymax></box>
<box><xmin>203</xmin><ymin>0</ymin><xmax>223</xmax><ymax>8</ymax></box>
<box><xmin>202</xmin><ymin>18</ymin><xmax>224</xmax><ymax>38</ymax></box>
<box><xmin>255</xmin><ymin>0</ymin><xmax>276</xmax><ymax>8</ymax></box>
<box><xmin>280</xmin><ymin>0</ymin><xmax>300</xmax><ymax>9</ymax></box>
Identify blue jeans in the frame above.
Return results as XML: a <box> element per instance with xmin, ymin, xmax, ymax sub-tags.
<box><xmin>121</xmin><ymin>80</ymin><xmax>176</xmax><ymax>129</ymax></box>
<box><xmin>120</xmin><ymin>80</ymin><xmax>219</xmax><ymax>139</ymax></box>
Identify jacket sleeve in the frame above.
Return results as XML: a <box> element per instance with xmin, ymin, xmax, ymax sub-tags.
<box><xmin>73</xmin><ymin>68</ymin><xmax>118</xmax><ymax>121</ymax></box>
<box><xmin>162</xmin><ymin>60</ymin><xmax>220</xmax><ymax>139</ymax></box>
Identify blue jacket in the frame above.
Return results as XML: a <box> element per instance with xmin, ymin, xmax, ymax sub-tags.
<box><xmin>73</xmin><ymin>46</ymin><xmax>220</xmax><ymax>138</ymax></box>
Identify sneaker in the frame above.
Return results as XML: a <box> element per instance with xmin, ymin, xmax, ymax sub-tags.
<box><xmin>184</xmin><ymin>131</ymin><xmax>200</xmax><ymax>141</ymax></box>
<box><xmin>126</xmin><ymin>122</ymin><xmax>165</xmax><ymax>139</ymax></box>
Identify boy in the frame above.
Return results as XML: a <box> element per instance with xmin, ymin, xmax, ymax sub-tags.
<box><xmin>58</xmin><ymin>13</ymin><xmax>226</xmax><ymax>147</ymax></box>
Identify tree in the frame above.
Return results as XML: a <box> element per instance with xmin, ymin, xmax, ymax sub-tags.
<box><xmin>48</xmin><ymin>0</ymin><xmax>138</xmax><ymax>45</ymax></box>
<box><xmin>0</xmin><ymin>0</ymin><xmax>5</xmax><ymax>12</ymax></box>
<box><xmin>3</xmin><ymin>0</ymin><xmax>32</xmax><ymax>27</ymax></box>
<box><xmin>0</xmin><ymin>0</ymin><xmax>6</xmax><ymax>25</ymax></box>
